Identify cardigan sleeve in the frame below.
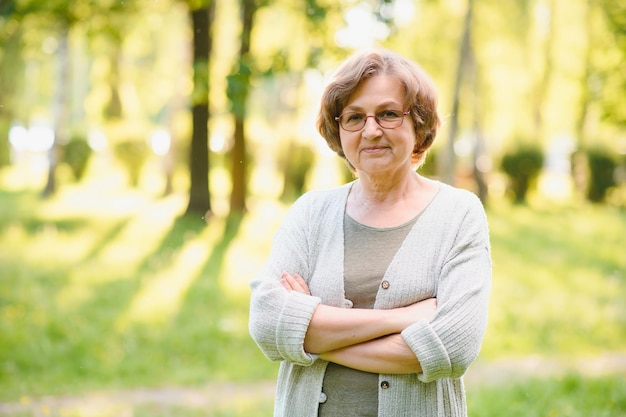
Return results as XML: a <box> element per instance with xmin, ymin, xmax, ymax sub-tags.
<box><xmin>248</xmin><ymin>194</ymin><xmax>322</xmax><ymax>366</ymax></box>
<box><xmin>401</xmin><ymin>192</ymin><xmax>492</xmax><ymax>382</ymax></box>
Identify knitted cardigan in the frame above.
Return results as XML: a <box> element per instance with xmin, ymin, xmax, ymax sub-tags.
<box><xmin>249</xmin><ymin>181</ymin><xmax>492</xmax><ymax>417</ymax></box>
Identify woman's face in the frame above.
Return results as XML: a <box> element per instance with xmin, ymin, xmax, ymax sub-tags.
<box><xmin>339</xmin><ymin>76</ymin><xmax>417</xmax><ymax>179</ymax></box>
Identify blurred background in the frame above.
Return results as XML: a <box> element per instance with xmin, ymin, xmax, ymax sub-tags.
<box><xmin>0</xmin><ymin>0</ymin><xmax>625</xmax><ymax>416</ymax></box>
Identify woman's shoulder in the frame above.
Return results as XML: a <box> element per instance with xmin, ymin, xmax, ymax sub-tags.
<box><xmin>431</xmin><ymin>181</ymin><xmax>486</xmax><ymax>214</ymax></box>
<box><xmin>437</xmin><ymin>182</ymin><xmax>481</xmax><ymax>201</ymax></box>
<box><xmin>295</xmin><ymin>182</ymin><xmax>353</xmax><ymax>208</ymax></box>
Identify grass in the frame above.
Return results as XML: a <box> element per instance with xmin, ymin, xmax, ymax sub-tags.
<box><xmin>0</xmin><ymin>164</ymin><xmax>625</xmax><ymax>415</ymax></box>
<box><xmin>0</xmin><ymin>184</ymin><xmax>282</xmax><ymax>400</ymax></box>
<box><xmin>483</xmin><ymin>200</ymin><xmax>626</xmax><ymax>358</ymax></box>
<box><xmin>466</xmin><ymin>373</ymin><xmax>626</xmax><ymax>417</ymax></box>
<box><xmin>4</xmin><ymin>374</ymin><xmax>625</xmax><ymax>416</ymax></box>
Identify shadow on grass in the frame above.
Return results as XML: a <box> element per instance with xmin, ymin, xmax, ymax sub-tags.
<box><xmin>0</xmin><ymin>189</ymin><xmax>38</xmax><ymax>219</ymax></box>
<box><xmin>80</xmin><ymin>218</ymin><xmax>132</xmax><ymax>262</ymax></box>
<box><xmin>488</xmin><ymin>203</ymin><xmax>625</xmax><ymax>279</ymax></box>
<box><xmin>157</xmin><ymin>211</ymin><xmax>261</xmax><ymax>381</ymax></box>
<box><xmin>134</xmin><ymin>213</ymin><xmax>207</xmax><ymax>275</ymax></box>
<box><xmin>0</xmin><ymin>189</ymin><xmax>91</xmax><ymax>234</ymax></box>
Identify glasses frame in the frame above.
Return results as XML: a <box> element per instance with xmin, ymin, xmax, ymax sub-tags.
<box><xmin>334</xmin><ymin>110</ymin><xmax>411</xmax><ymax>132</ymax></box>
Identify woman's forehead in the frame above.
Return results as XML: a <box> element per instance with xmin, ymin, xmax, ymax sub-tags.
<box><xmin>344</xmin><ymin>76</ymin><xmax>405</xmax><ymax>109</ymax></box>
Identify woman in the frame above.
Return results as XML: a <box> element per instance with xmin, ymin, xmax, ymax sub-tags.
<box><xmin>249</xmin><ymin>49</ymin><xmax>491</xmax><ymax>417</ymax></box>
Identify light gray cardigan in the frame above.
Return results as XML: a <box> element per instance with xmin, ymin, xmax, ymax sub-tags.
<box><xmin>249</xmin><ymin>181</ymin><xmax>491</xmax><ymax>417</ymax></box>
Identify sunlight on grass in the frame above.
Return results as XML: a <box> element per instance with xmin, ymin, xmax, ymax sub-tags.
<box><xmin>219</xmin><ymin>198</ymin><xmax>287</xmax><ymax>299</ymax></box>
<box><xmin>55</xmin><ymin>195</ymin><xmax>186</xmax><ymax>310</ymax></box>
<box><xmin>70</xmin><ymin>196</ymin><xmax>181</xmax><ymax>271</ymax></box>
<box><xmin>115</xmin><ymin>218</ymin><xmax>224</xmax><ymax>330</ymax></box>
<box><xmin>482</xmin><ymin>200</ymin><xmax>626</xmax><ymax>359</ymax></box>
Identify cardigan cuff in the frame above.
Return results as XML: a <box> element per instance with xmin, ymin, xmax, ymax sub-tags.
<box><xmin>276</xmin><ymin>291</ymin><xmax>321</xmax><ymax>366</ymax></box>
<box><xmin>402</xmin><ymin>320</ymin><xmax>451</xmax><ymax>383</ymax></box>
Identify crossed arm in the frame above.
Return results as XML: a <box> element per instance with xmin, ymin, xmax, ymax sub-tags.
<box><xmin>280</xmin><ymin>272</ymin><xmax>437</xmax><ymax>374</ymax></box>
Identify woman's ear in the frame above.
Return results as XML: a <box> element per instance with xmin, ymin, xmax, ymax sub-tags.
<box><xmin>412</xmin><ymin>141</ymin><xmax>429</xmax><ymax>167</ymax></box>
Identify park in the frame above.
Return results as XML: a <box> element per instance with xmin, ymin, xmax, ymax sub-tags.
<box><xmin>1</xmin><ymin>0</ymin><xmax>626</xmax><ymax>415</ymax></box>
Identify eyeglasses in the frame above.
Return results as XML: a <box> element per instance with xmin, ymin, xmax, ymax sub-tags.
<box><xmin>335</xmin><ymin>110</ymin><xmax>410</xmax><ymax>132</ymax></box>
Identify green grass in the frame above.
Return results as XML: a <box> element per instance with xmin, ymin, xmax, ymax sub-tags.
<box><xmin>0</xmin><ymin>185</ymin><xmax>282</xmax><ymax>401</ymax></box>
<box><xmin>467</xmin><ymin>373</ymin><xmax>626</xmax><ymax>417</ymax></box>
<box><xmin>0</xmin><ymin>174</ymin><xmax>625</xmax><ymax>415</ymax></box>
<box><xmin>484</xmin><ymin>200</ymin><xmax>626</xmax><ymax>358</ymax></box>
<box><xmin>4</xmin><ymin>374</ymin><xmax>624</xmax><ymax>416</ymax></box>
<box><xmin>120</xmin><ymin>374</ymin><xmax>626</xmax><ymax>417</ymax></box>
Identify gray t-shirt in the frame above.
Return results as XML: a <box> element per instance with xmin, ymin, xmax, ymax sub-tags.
<box><xmin>318</xmin><ymin>212</ymin><xmax>419</xmax><ymax>417</ymax></box>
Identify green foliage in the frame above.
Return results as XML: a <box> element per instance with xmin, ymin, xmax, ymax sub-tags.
<box><xmin>597</xmin><ymin>0</ymin><xmax>626</xmax><ymax>127</ymax></box>
<box><xmin>279</xmin><ymin>141</ymin><xmax>316</xmax><ymax>202</ymax></box>
<box><xmin>500</xmin><ymin>145</ymin><xmax>544</xmax><ymax>204</ymax></box>
<box><xmin>61</xmin><ymin>136</ymin><xmax>93</xmax><ymax>181</ymax></box>
<box><xmin>191</xmin><ymin>58</ymin><xmax>210</xmax><ymax>106</ymax></box>
<box><xmin>419</xmin><ymin>147</ymin><xmax>438</xmax><ymax>177</ymax></box>
<box><xmin>112</xmin><ymin>139</ymin><xmax>150</xmax><ymax>187</ymax></box>
<box><xmin>585</xmin><ymin>147</ymin><xmax>617</xmax><ymax>203</ymax></box>
<box><xmin>0</xmin><ymin>118</ymin><xmax>10</xmax><ymax>168</ymax></box>
<box><xmin>226</xmin><ymin>60</ymin><xmax>253</xmax><ymax>117</ymax></box>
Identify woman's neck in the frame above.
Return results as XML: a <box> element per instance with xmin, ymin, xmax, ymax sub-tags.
<box><xmin>347</xmin><ymin>173</ymin><xmax>438</xmax><ymax>228</ymax></box>
<box><xmin>354</xmin><ymin>172</ymin><xmax>420</xmax><ymax>206</ymax></box>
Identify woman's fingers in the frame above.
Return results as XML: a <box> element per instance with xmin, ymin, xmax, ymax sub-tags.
<box><xmin>280</xmin><ymin>272</ymin><xmax>310</xmax><ymax>295</ymax></box>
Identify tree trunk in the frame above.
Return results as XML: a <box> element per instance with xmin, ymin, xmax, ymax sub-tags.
<box><xmin>438</xmin><ymin>0</ymin><xmax>473</xmax><ymax>186</ymax></box>
<box><xmin>43</xmin><ymin>27</ymin><xmax>70</xmax><ymax>198</ymax></box>
<box><xmin>229</xmin><ymin>0</ymin><xmax>257</xmax><ymax>213</ymax></box>
<box><xmin>104</xmin><ymin>45</ymin><xmax>123</xmax><ymax>120</ymax></box>
<box><xmin>469</xmin><ymin>40</ymin><xmax>488</xmax><ymax>204</ymax></box>
<box><xmin>531</xmin><ymin>0</ymin><xmax>555</xmax><ymax>139</ymax></box>
<box><xmin>185</xmin><ymin>2</ymin><xmax>215</xmax><ymax>218</ymax></box>
<box><xmin>231</xmin><ymin>116</ymin><xmax>247</xmax><ymax>212</ymax></box>
<box><xmin>575</xmin><ymin>0</ymin><xmax>592</xmax><ymax>149</ymax></box>
<box><xmin>572</xmin><ymin>0</ymin><xmax>593</xmax><ymax>194</ymax></box>
<box><xmin>0</xmin><ymin>26</ymin><xmax>23</xmax><ymax>168</ymax></box>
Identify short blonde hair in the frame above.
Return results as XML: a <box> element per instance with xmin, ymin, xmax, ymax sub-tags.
<box><xmin>316</xmin><ymin>49</ymin><xmax>441</xmax><ymax>167</ymax></box>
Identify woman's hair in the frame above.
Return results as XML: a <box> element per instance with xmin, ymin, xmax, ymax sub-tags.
<box><xmin>316</xmin><ymin>49</ymin><xmax>441</xmax><ymax>168</ymax></box>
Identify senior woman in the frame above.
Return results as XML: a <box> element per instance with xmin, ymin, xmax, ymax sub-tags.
<box><xmin>249</xmin><ymin>48</ymin><xmax>491</xmax><ymax>417</ymax></box>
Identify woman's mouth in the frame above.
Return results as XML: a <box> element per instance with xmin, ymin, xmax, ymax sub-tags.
<box><xmin>361</xmin><ymin>146</ymin><xmax>388</xmax><ymax>154</ymax></box>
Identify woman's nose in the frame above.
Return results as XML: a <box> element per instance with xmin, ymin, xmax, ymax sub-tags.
<box><xmin>362</xmin><ymin>116</ymin><xmax>382</xmax><ymax>138</ymax></box>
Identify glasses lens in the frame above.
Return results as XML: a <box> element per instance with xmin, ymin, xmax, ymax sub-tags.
<box><xmin>377</xmin><ymin>110</ymin><xmax>404</xmax><ymax>128</ymax></box>
<box><xmin>340</xmin><ymin>113</ymin><xmax>365</xmax><ymax>131</ymax></box>
<box><xmin>338</xmin><ymin>110</ymin><xmax>406</xmax><ymax>131</ymax></box>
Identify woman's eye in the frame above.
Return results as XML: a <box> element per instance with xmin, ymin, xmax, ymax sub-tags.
<box><xmin>379</xmin><ymin>110</ymin><xmax>402</xmax><ymax>119</ymax></box>
<box><xmin>346</xmin><ymin>113</ymin><xmax>365</xmax><ymax>122</ymax></box>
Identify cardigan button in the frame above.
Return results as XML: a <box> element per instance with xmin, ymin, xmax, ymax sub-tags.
<box><xmin>381</xmin><ymin>280</ymin><xmax>390</xmax><ymax>289</ymax></box>
<box><xmin>319</xmin><ymin>392</ymin><xmax>328</xmax><ymax>403</ymax></box>
<box><xmin>380</xmin><ymin>381</ymin><xmax>390</xmax><ymax>389</ymax></box>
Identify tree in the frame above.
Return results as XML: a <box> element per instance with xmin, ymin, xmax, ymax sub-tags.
<box><xmin>530</xmin><ymin>0</ymin><xmax>555</xmax><ymax>140</ymax></box>
<box><xmin>438</xmin><ymin>0</ymin><xmax>474</xmax><ymax>186</ymax></box>
<box><xmin>597</xmin><ymin>0</ymin><xmax>626</xmax><ymax>127</ymax></box>
<box><xmin>574</xmin><ymin>0</ymin><xmax>594</xmax><ymax>149</ymax></box>
<box><xmin>184</xmin><ymin>0</ymin><xmax>216</xmax><ymax>218</ymax></box>
<box><xmin>227</xmin><ymin>0</ymin><xmax>264</xmax><ymax>213</ymax></box>
<box><xmin>42</xmin><ymin>24</ymin><xmax>70</xmax><ymax>197</ymax></box>
<box><xmin>0</xmin><ymin>2</ymin><xmax>24</xmax><ymax>168</ymax></box>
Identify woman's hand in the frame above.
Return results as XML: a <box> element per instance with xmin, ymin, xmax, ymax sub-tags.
<box><xmin>398</xmin><ymin>297</ymin><xmax>437</xmax><ymax>328</ymax></box>
<box><xmin>279</xmin><ymin>270</ymin><xmax>437</xmax><ymax>355</ymax></box>
<box><xmin>280</xmin><ymin>271</ymin><xmax>310</xmax><ymax>295</ymax></box>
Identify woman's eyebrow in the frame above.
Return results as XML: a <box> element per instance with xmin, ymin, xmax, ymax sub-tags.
<box><xmin>343</xmin><ymin>101</ymin><xmax>403</xmax><ymax>112</ymax></box>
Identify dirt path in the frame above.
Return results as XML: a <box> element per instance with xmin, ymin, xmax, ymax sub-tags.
<box><xmin>2</xmin><ymin>353</ymin><xmax>625</xmax><ymax>415</ymax></box>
